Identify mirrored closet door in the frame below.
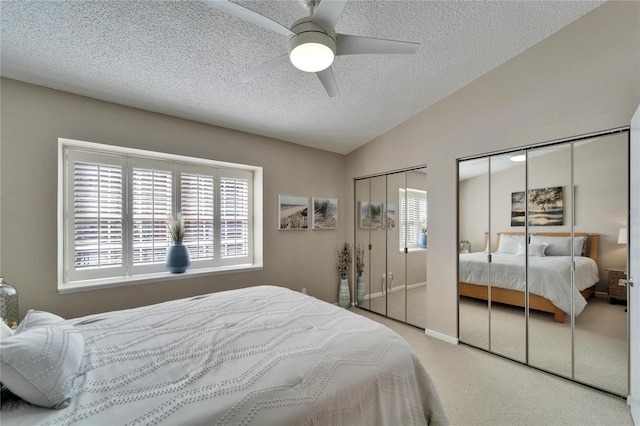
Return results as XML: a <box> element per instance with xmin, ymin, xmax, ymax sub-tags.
<box><xmin>458</xmin><ymin>130</ymin><xmax>630</xmax><ymax>396</ymax></box>
<box><xmin>355</xmin><ymin>167</ymin><xmax>427</xmax><ymax>328</ymax></box>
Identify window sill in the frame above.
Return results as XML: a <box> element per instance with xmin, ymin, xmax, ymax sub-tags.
<box><xmin>58</xmin><ymin>263</ymin><xmax>263</xmax><ymax>294</ymax></box>
<box><xmin>399</xmin><ymin>247</ymin><xmax>427</xmax><ymax>253</ymax></box>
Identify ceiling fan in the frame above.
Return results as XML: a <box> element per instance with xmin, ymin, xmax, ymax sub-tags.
<box><xmin>202</xmin><ymin>0</ymin><xmax>420</xmax><ymax>97</ymax></box>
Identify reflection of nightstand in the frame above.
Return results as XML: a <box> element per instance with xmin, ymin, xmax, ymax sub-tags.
<box><xmin>606</xmin><ymin>268</ymin><xmax>627</xmax><ymax>304</ymax></box>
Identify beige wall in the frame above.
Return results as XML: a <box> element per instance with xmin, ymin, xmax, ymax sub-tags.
<box><xmin>0</xmin><ymin>78</ymin><xmax>346</xmax><ymax>319</ymax></box>
<box><xmin>344</xmin><ymin>1</ymin><xmax>640</xmax><ymax>338</ymax></box>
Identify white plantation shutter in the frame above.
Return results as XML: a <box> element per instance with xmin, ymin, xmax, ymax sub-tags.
<box><xmin>62</xmin><ymin>141</ymin><xmax>258</xmax><ymax>286</ymax></box>
<box><xmin>220</xmin><ymin>170</ymin><xmax>251</xmax><ymax>263</ymax></box>
<box><xmin>131</xmin><ymin>164</ymin><xmax>172</xmax><ymax>272</ymax></box>
<box><xmin>66</xmin><ymin>150</ymin><xmax>125</xmax><ymax>282</ymax></box>
<box><xmin>180</xmin><ymin>172</ymin><xmax>215</xmax><ymax>261</ymax></box>
<box><xmin>400</xmin><ymin>188</ymin><xmax>427</xmax><ymax>249</ymax></box>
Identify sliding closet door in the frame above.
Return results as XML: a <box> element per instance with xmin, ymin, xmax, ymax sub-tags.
<box><xmin>489</xmin><ymin>153</ymin><xmax>526</xmax><ymax>362</ymax></box>
<box><xmin>573</xmin><ymin>134</ymin><xmax>629</xmax><ymax>396</ymax></box>
<box><xmin>368</xmin><ymin>175</ymin><xmax>387</xmax><ymax>316</ymax></box>
<box><xmin>406</xmin><ymin>168</ymin><xmax>428</xmax><ymax>328</ymax></box>
<box><xmin>387</xmin><ymin>172</ymin><xmax>407</xmax><ymax>323</ymax></box>
<box><xmin>458</xmin><ymin>129</ymin><xmax>630</xmax><ymax>397</ymax></box>
<box><xmin>527</xmin><ymin>143</ymin><xmax>573</xmax><ymax>377</ymax></box>
<box><xmin>458</xmin><ymin>158</ymin><xmax>490</xmax><ymax>350</ymax></box>
<box><xmin>355</xmin><ymin>167</ymin><xmax>428</xmax><ymax>328</ymax></box>
<box><xmin>355</xmin><ymin>178</ymin><xmax>371</xmax><ymax>310</ymax></box>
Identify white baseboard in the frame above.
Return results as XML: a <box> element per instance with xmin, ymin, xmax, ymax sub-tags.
<box><xmin>366</xmin><ymin>282</ymin><xmax>427</xmax><ymax>300</ymax></box>
<box><xmin>425</xmin><ymin>328</ymin><xmax>459</xmax><ymax>345</ymax></box>
<box><xmin>628</xmin><ymin>395</ymin><xmax>639</xmax><ymax>425</ymax></box>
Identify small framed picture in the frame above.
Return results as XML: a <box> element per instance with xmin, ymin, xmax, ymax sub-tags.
<box><xmin>278</xmin><ymin>195</ymin><xmax>309</xmax><ymax>230</ymax></box>
<box><xmin>312</xmin><ymin>197</ymin><xmax>338</xmax><ymax>230</ymax></box>
<box><xmin>386</xmin><ymin>204</ymin><xmax>396</xmax><ymax>229</ymax></box>
<box><xmin>359</xmin><ymin>201</ymin><xmax>383</xmax><ymax>229</ymax></box>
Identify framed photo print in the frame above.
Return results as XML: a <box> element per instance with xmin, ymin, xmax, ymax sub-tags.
<box><xmin>312</xmin><ymin>197</ymin><xmax>338</xmax><ymax>230</ymax></box>
<box><xmin>278</xmin><ymin>195</ymin><xmax>309</xmax><ymax>230</ymax></box>
<box><xmin>511</xmin><ymin>186</ymin><xmax>563</xmax><ymax>226</ymax></box>
<box><xmin>359</xmin><ymin>201</ymin><xmax>383</xmax><ymax>229</ymax></box>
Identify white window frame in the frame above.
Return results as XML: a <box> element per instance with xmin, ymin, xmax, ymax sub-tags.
<box><xmin>58</xmin><ymin>138</ymin><xmax>263</xmax><ymax>293</ymax></box>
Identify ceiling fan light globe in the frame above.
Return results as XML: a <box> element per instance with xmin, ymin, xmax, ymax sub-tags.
<box><xmin>290</xmin><ymin>42</ymin><xmax>335</xmax><ymax>72</ymax></box>
<box><xmin>288</xmin><ymin>30</ymin><xmax>336</xmax><ymax>73</ymax></box>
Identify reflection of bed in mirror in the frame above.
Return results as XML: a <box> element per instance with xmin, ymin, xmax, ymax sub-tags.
<box><xmin>459</xmin><ymin>232</ymin><xmax>599</xmax><ymax>323</ymax></box>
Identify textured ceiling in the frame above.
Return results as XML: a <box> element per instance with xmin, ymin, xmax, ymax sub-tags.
<box><xmin>1</xmin><ymin>1</ymin><xmax>604</xmax><ymax>154</ymax></box>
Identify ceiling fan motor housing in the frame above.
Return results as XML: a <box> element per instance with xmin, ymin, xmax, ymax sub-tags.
<box><xmin>288</xmin><ymin>18</ymin><xmax>336</xmax><ymax>72</ymax></box>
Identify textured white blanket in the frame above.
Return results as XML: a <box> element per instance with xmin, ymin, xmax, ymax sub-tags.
<box><xmin>1</xmin><ymin>285</ymin><xmax>448</xmax><ymax>425</ymax></box>
<box><xmin>459</xmin><ymin>253</ymin><xmax>599</xmax><ymax>316</ymax></box>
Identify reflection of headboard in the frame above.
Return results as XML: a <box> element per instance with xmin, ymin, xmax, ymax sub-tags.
<box><xmin>482</xmin><ymin>232</ymin><xmax>599</xmax><ymax>262</ymax></box>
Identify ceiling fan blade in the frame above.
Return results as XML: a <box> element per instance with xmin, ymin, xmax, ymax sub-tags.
<box><xmin>311</xmin><ymin>0</ymin><xmax>348</xmax><ymax>33</ymax></box>
<box><xmin>238</xmin><ymin>55</ymin><xmax>290</xmax><ymax>83</ymax></box>
<box><xmin>336</xmin><ymin>34</ymin><xmax>419</xmax><ymax>56</ymax></box>
<box><xmin>316</xmin><ymin>67</ymin><xmax>338</xmax><ymax>98</ymax></box>
<box><xmin>201</xmin><ymin>0</ymin><xmax>294</xmax><ymax>37</ymax></box>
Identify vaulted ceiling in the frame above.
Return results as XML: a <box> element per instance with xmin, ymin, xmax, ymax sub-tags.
<box><xmin>1</xmin><ymin>1</ymin><xmax>604</xmax><ymax>154</ymax></box>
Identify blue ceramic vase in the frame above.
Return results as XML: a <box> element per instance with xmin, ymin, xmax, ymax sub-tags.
<box><xmin>166</xmin><ymin>242</ymin><xmax>191</xmax><ymax>273</ymax></box>
<box><xmin>418</xmin><ymin>233</ymin><xmax>427</xmax><ymax>249</ymax></box>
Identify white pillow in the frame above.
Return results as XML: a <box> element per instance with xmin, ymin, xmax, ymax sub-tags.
<box><xmin>0</xmin><ymin>322</ymin><xmax>84</xmax><ymax>408</ymax></box>
<box><xmin>497</xmin><ymin>234</ymin><xmax>525</xmax><ymax>254</ymax></box>
<box><xmin>516</xmin><ymin>242</ymin><xmax>548</xmax><ymax>257</ymax></box>
<box><xmin>15</xmin><ymin>309</ymin><xmax>65</xmax><ymax>334</ymax></box>
<box><xmin>1</xmin><ymin>320</ymin><xmax>14</xmax><ymax>339</ymax></box>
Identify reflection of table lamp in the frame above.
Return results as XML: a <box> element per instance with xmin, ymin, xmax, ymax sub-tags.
<box><xmin>618</xmin><ymin>228</ymin><xmax>628</xmax><ymax>275</ymax></box>
<box><xmin>617</xmin><ymin>227</ymin><xmax>628</xmax><ymax>245</ymax></box>
<box><xmin>459</xmin><ymin>240</ymin><xmax>471</xmax><ymax>254</ymax></box>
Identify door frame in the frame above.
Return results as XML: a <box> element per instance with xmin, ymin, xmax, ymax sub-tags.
<box><xmin>628</xmin><ymin>105</ymin><xmax>639</xmax><ymax>423</ymax></box>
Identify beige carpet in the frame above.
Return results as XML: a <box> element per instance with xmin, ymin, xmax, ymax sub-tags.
<box><xmin>352</xmin><ymin>307</ymin><xmax>633</xmax><ymax>426</ymax></box>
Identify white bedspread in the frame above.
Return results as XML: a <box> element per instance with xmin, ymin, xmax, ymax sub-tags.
<box><xmin>459</xmin><ymin>253</ymin><xmax>599</xmax><ymax>316</ymax></box>
<box><xmin>1</xmin><ymin>285</ymin><xmax>448</xmax><ymax>426</ymax></box>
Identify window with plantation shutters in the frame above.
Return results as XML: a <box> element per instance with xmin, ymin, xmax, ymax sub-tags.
<box><xmin>180</xmin><ymin>172</ymin><xmax>215</xmax><ymax>261</ymax></box>
<box><xmin>399</xmin><ymin>188</ymin><xmax>427</xmax><ymax>250</ymax></box>
<box><xmin>71</xmin><ymin>155</ymin><xmax>124</xmax><ymax>276</ymax></box>
<box><xmin>131</xmin><ymin>164</ymin><xmax>172</xmax><ymax>273</ymax></box>
<box><xmin>220</xmin><ymin>173</ymin><xmax>250</xmax><ymax>261</ymax></box>
<box><xmin>60</xmin><ymin>139</ymin><xmax>261</xmax><ymax>290</ymax></box>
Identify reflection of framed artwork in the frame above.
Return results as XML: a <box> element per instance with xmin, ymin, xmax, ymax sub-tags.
<box><xmin>511</xmin><ymin>186</ymin><xmax>563</xmax><ymax>226</ymax></box>
<box><xmin>385</xmin><ymin>204</ymin><xmax>396</xmax><ymax>229</ymax></box>
<box><xmin>359</xmin><ymin>201</ymin><xmax>383</xmax><ymax>229</ymax></box>
<box><xmin>278</xmin><ymin>195</ymin><xmax>308</xmax><ymax>230</ymax></box>
<box><xmin>312</xmin><ymin>197</ymin><xmax>338</xmax><ymax>230</ymax></box>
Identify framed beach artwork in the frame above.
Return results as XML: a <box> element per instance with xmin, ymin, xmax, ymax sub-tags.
<box><xmin>278</xmin><ymin>195</ymin><xmax>309</xmax><ymax>230</ymax></box>
<box><xmin>312</xmin><ymin>197</ymin><xmax>338</xmax><ymax>230</ymax></box>
<box><xmin>385</xmin><ymin>204</ymin><xmax>396</xmax><ymax>229</ymax></box>
<box><xmin>359</xmin><ymin>201</ymin><xmax>383</xmax><ymax>229</ymax></box>
<box><xmin>511</xmin><ymin>186</ymin><xmax>563</xmax><ymax>226</ymax></box>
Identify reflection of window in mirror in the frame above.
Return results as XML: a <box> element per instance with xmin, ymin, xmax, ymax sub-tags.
<box><xmin>399</xmin><ymin>188</ymin><xmax>427</xmax><ymax>250</ymax></box>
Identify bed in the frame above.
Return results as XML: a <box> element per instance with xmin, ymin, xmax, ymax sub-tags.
<box><xmin>459</xmin><ymin>232</ymin><xmax>599</xmax><ymax>323</ymax></box>
<box><xmin>0</xmin><ymin>285</ymin><xmax>448</xmax><ymax>425</ymax></box>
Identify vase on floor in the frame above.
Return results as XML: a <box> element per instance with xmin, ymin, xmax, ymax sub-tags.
<box><xmin>338</xmin><ymin>278</ymin><xmax>350</xmax><ymax>308</ymax></box>
<box><xmin>166</xmin><ymin>242</ymin><xmax>191</xmax><ymax>273</ymax></box>
<box><xmin>356</xmin><ymin>275</ymin><xmax>365</xmax><ymax>306</ymax></box>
